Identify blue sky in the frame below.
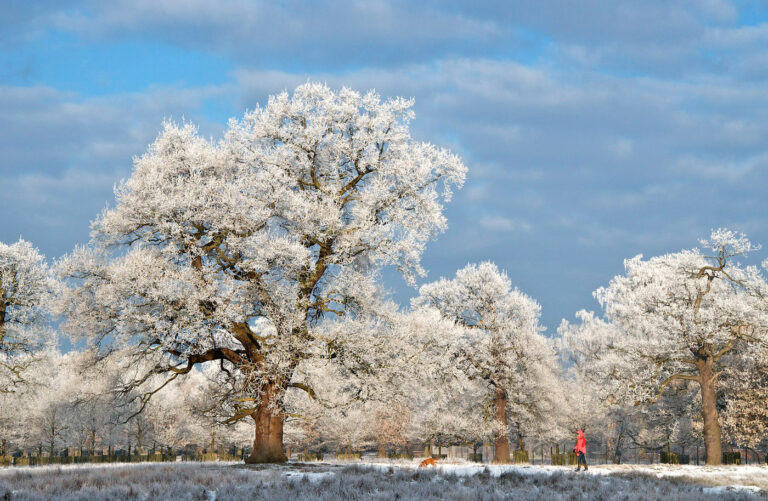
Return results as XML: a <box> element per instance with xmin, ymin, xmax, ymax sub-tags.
<box><xmin>2</xmin><ymin>0</ymin><xmax>767</xmax><ymax>332</ymax></box>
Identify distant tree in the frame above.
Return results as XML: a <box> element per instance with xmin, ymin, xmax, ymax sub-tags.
<box><xmin>371</xmin><ymin>399</ymin><xmax>412</xmax><ymax>457</ymax></box>
<box><xmin>558</xmin><ymin>310</ymin><xmax>635</xmax><ymax>461</ymax></box>
<box><xmin>60</xmin><ymin>83</ymin><xmax>466</xmax><ymax>463</ymax></box>
<box><xmin>400</xmin><ymin>307</ymin><xmax>485</xmax><ymax>455</ymax></box>
<box><xmin>0</xmin><ymin>239</ymin><xmax>58</xmax><ymax>393</ymax></box>
<box><xmin>414</xmin><ymin>262</ymin><xmax>555</xmax><ymax>463</ymax></box>
<box><xmin>592</xmin><ymin>229</ymin><xmax>768</xmax><ymax>465</ymax></box>
<box><xmin>721</xmin><ymin>343</ymin><xmax>768</xmax><ymax>452</ymax></box>
<box><xmin>28</xmin><ymin>351</ymin><xmax>79</xmax><ymax>458</ymax></box>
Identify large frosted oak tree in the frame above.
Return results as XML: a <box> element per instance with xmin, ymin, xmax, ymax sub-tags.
<box><xmin>61</xmin><ymin>83</ymin><xmax>466</xmax><ymax>463</ymax></box>
<box><xmin>594</xmin><ymin>229</ymin><xmax>768</xmax><ymax>465</ymax></box>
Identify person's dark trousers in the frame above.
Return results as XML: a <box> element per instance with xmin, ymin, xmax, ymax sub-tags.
<box><xmin>576</xmin><ymin>452</ymin><xmax>588</xmax><ymax>470</ymax></box>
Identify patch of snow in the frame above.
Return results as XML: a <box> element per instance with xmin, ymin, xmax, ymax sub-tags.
<box><xmin>283</xmin><ymin>471</ymin><xmax>336</xmax><ymax>482</ymax></box>
<box><xmin>703</xmin><ymin>485</ymin><xmax>763</xmax><ymax>494</ymax></box>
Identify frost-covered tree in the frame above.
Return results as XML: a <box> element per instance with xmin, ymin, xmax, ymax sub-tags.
<box><xmin>398</xmin><ymin>307</ymin><xmax>485</xmax><ymax>456</ymax></box>
<box><xmin>0</xmin><ymin>239</ymin><xmax>58</xmax><ymax>393</ymax></box>
<box><xmin>558</xmin><ymin>310</ymin><xmax>631</xmax><ymax>462</ymax></box>
<box><xmin>721</xmin><ymin>343</ymin><xmax>768</xmax><ymax>452</ymax></box>
<box><xmin>558</xmin><ymin>312</ymin><xmax>631</xmax><ymax>412</ymax></box>
<box><xmin>559</xmin><ymin>310</ymin><xmax>704</xmax><ymax>463</ymax></box>
<box><xmin>506</xmin><ymin>335</ymin><xmax>567</xmax><ymax>453</ymax></box>
<box><xmin>64</xmin><ymin>350</ymin><xmax>116</xmax><ymax>456</ymax></box>
<box><xmin>414</xmin><ymin>262</ymin><xmax>551</xmax><ymax>463</ymax></box>
<box><xmin>371</xmin><ymin>399</ymin><xmax>413</xmax><ymax>457</ymax></box>
<box><xmin>27</xmin><ymin>351</ymin><xmax>81</xmax><ymax>458</ymax></box>
<box><xmin>593</xmin><ymin>229</ymin><xmax>768</xmax><ymax>465</ymax></box>
<box><xmin>60</xmin><ymin>83</ymin><xmax>466</xmax><ymax>463</ymax></box>
<box><xmin>145</xmin><ymin>370</ymin><xmax>207</xmax><ymax>454</ymax></box>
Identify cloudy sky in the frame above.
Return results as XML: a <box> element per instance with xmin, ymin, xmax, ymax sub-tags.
<box><xmin>2</xmin><ymin>0</ymin><xmax>767</xmax><ymax>332</ymax></box>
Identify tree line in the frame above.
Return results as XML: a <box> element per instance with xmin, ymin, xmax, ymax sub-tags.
<box><xmin>1</xmin><ymin>83</ymin><xmax>766</xmax><ymax>465</ymax></box>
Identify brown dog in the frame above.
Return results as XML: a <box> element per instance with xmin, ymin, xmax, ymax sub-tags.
<box><xmin>418</xmin><ymin>457</ymin><xmax>439</xmax><ymax>468</ymax></box>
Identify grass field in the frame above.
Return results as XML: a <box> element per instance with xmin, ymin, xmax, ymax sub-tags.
<box><xmin>0</xmin><ymin>460</ymin><xmax>765</xmax><ymax>500</ymax></box>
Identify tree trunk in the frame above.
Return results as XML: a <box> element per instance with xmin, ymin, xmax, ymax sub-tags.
<box><xmin>49</xmin><ymin>420</ymin><xmax>55</xmax><ymax>458</ymax></box>
<box><xmin>492</xmin><ymin>387</ymin><xmax>511</xmax><ymax>463</ymax></box>
<box><xmin>136</xmin><ymin>421</ymin><xmax>143</xmax><ymax>454</ymax></box>
<box><xmin>613</xmin><ymin>427</ymin><xmax>624</xmax><ymax>464</ymax></box>
<box><xmin>245</xmin><ymin>386</ymin><xmax>287</xmax><ymax>464</ymax></box>
<box><xmin>378</xmin><ymin>444</ymin><xmax>387</xmax><ymax>458</ymax></box>
<box><xmin>697</xmin><ymin>358</ymin><xmax>722</xmax><ymax>465</ymax></box>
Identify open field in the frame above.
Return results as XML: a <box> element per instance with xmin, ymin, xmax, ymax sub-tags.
<box><xmin>0</xmin><ymin>461</ymin><xmax>766</xmax><ymax>500</ymax></box>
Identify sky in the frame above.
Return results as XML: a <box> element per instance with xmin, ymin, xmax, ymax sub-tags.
<box><xmin>1</xmin><ymin>0</ymin><xmax>767</xmax><ymax>333</ymax></box>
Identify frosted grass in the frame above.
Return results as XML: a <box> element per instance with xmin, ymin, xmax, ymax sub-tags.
<box><xmin>0</xmin><ymin>461</ymin><xmax>765</xmax><ymax>500</ymax></box>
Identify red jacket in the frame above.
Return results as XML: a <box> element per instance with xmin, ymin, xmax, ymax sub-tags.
<box><xmin>574</xmin><ymin>430</ymin><xmax>586</xmax><ymax>454</ymax></box>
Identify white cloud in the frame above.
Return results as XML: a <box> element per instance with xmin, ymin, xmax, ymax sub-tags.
<box><xmin>479</xmin><ymin>216</ymin><xmax>532</xmax><ymax>233</ymax></box>
<box><xmin>673</xmin><ymin>153</ymin><xmax>768</xmax><ymax>181</ymax></box>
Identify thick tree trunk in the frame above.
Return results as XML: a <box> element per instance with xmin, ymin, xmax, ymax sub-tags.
<box><xmin>492</xmin><ymin>387</ymin><xmax>511</xmax><ymax>463</ymax></box>
<box><xmin>698</xmin><ymin>358</ymin><xmax>722</xmax><ymax>465</ymax></box>
<box><xmin>245</xmin><ymin>387</ymin><xmax>287</xmax><ymax>464</ymax></box>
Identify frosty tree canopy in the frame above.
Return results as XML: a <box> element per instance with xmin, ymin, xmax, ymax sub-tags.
<box><xmin>0</xmin><ymin>239</ymin><xmax>58</xmax><ymax>393</ymax></box>
<box><xmin>60</xmin><ymin>83</ymin><xmax>466</xmax><ymax>463</ymax></box>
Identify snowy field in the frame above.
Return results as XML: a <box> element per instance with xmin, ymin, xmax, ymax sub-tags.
<box><xmin>0</xmin><ymin>460</ymin><xmax>766</xmax><ymax>500</ymax></box>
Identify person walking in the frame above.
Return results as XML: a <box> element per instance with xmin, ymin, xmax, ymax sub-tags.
<box><xmin>574</xmin><ymin>430</ymin><xmax>588</xmax><ymax>471</ymax></box>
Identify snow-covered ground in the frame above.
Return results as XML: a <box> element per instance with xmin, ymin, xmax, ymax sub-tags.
<box><xmin>0</xmin><ymin>460</ymin><xmax>766</xmax><ymax>500</ymax></box>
